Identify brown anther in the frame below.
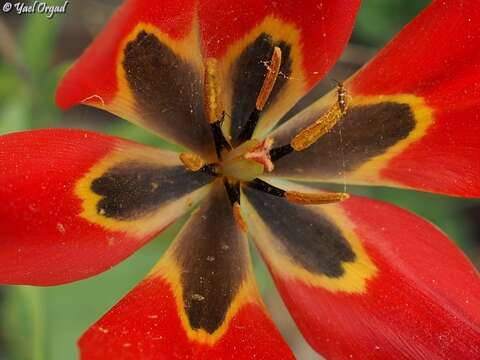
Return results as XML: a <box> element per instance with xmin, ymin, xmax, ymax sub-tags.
<box><xmin>204</xmin><ymin>58</ymin><xmax>223</xmax><ymax>124</ymax></box>
<box><xmin>285</xmin><ymin>190</ymin><xmax>349</xmax><ymax>205</ymax></box>
<box><xmin>256</xmin><ymin>46</ymin><xmax>282</xmax><ymax>111</ymax></box>
<box><xmin>233</xmin><ymin>202</ymin><xmax>248</xmax><ymax>232</ymax></box>
<box><xmin>179</xmin><ymin>152</ymin><xmax>205</xmax><ymax>171</ymax></box>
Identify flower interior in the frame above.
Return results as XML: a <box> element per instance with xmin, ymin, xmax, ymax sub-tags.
<box><xmin>179</xmin><ymin>48</ymin><xmax>349</xmax><ymax>229</ymax></box>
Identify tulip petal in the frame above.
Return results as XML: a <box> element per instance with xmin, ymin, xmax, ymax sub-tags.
<box><xmin>271</xmin><ymin>0</ymin><xmax>480</xmax><ymax>198</ymax></box>
<box><xmin>0</xmin><ymin>129</ymin><xmax>213</xmax><ymax>285</ymax></box>
<box><xmin>56</xmin><ymin>0</ymin><xmax>216</xmax><ymax>159</ymax></box>
<box><xmin>79</xmin><ymin>183</ymin><xmax>294</xmax><ymax>359</ymax></box>
<box><xmin>242</xmin><ymin>183</ymin><xmax>480</xmax><ymax>359</ymax></box>
<box><xmin>198</xmin><ymin>0</ymin><xmax>360</xmax><ymax>141</ymax></box>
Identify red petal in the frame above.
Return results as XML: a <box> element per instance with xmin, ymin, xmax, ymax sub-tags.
<box><xmin>0</xmin><ymin>129</ymin><xmax>211</xmax><ymax>285</ymax></box>
<box><xmin>199</xmin><ymin>0</ymin><xmax>360</xmax><ymax>138</ymax></box>
<box><xmin>57</xmin><ymin>0</ymin><xmax>360</xmax><ymax>154</ymax></box>
<box><xmin>200</xmin><ymin>0</ymin><xmax>359</xmax><ymax>86</ymax></box>
<box><xmin>243</xmin><ymin>186</ymin><xmax>480</xmax><ymax>358</ymax></box>
<box><xmin>80</xmin><ymin>183</ymin><xmax>293</xmax><ymax>359</ymax></box>
<box><xmin>56</xmin><ymin>0</ymin><xmax>196</xmax><ymax>109</ymax></box>
<box><xmin>79</xmin><ymin>276</ymin><xmax>293</xmax><ymax>360</ymax></box>
<box><xmin>56</xmin><ymin>0</ymin><xmax>217</xmax><ymax>159</ymax></box>
<box><xmin>347</xmin><ymin>0</ymin><xmax>480</xmax><ymax>197</ymax></box>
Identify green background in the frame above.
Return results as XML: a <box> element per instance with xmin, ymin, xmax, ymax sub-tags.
<box><xmin>0</xmin><ymin>1</ymin><xmax>478</xmax><ymax>359</ymax></box>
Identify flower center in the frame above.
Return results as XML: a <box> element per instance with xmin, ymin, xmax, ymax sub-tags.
<box><xmin>179</xmin><ymin>138</ymin><xmax>274</xmax><ymax>182</ymax></box>
<box><xmin>179</xmin><ymin>48</ymin><xmax>350</xmax><ymax>228</ymax></box>
<box><xmin>222</xmin><ymin>138</ymin><xmax>274</xmax><ymax>181</ymax></box>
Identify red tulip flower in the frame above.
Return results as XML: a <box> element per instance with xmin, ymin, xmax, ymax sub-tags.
<box><xmin>1</xmin><ymin>0</ymin><xmax>480</xmax><ymax>358</ymax></box>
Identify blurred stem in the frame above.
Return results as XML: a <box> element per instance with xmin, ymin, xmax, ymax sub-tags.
<box><xmin>18</xmin><ymin>287</ymin><xmax>46</xmax><ymax>360</ymax></box>
<box><xmin>2</xmin><ymin>287</ymin><xmax>46</xmax><ymax>360</ymax></box>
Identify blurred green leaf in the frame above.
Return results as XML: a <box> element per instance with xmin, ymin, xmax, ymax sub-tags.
<box><xmin>1</xmin><ymin>287</ymin><xmax>46</xmax><ymax>360</ymax></box>
<box><xmin>19</xmin><ymin>1</ymin><xmax>64</xmax><ymax>79</ymax></box>
<box><xmin>353</xmin><ymin>0</ymin><xmax>431</xmax><ymax>47</ymax></box>
<box><xmin>0</xmin><ymin>66</ymin><xmax>20</xmax><ymax>98</ymax></box>
<box><xmin>0</xmin><ymin>98</ymin><xmax>30</xmax><ymax>133</ymax></box>
<box><xmin>108</xmin><ymin>122</ymin><xmax>184</xmax><ymax>152</ymax></box>
<box><xmin>34</xmin><ymin>217</ymin><xmax>184</xmax><ymax>360</ymax></box>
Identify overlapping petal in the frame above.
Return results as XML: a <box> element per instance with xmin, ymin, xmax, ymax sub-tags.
<box><xmin>242</xmin><ymin>180</ymin><xmax>480</xmax><ymax>359</ymax></box>
<box><xmin>0</xmin><ymin>129</ymin><xmax>213</xmax><ymax>285</ymax></box>
<box><xmin>56</xmin><ymin>0</ymin><xmax>216</xmax><ymax>159</ymax></box>
<box><xmin>80</xmin><ymin>183</ymin><xmax>293</xmax><ymax>359</ymax></box>
<box><xmin>270</xmin><ymin>0</ymin><xmax>480</xmax><ymax>198</ymax></box>
<box><xmin>56</xmin><ymin>0</ymin><xmax>360</xmax><ymax>158</ymax></box>
<box><xmin>198</xmin><ymin>0</ymin><xmax>360</xmax><ymax>141</ymax></box>
<box><xmin>16</xmin><ymin>0</ymin><xmax>480</xmax><ymax>358</ymax></box>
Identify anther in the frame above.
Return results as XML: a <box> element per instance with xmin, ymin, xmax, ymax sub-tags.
<box><xmin>237</xmin><ymin>46</ymin><xmax>282</xmax><ymax>143</ymax></box>
<box><xmin>203</xmin><ymin>58</ymin><xmax>231</xmax><ymax>159</ymax></box>
<box><xmin>180</xmin><ymin>152</ymin><xmax>205</xmax><ymax>171</ymax></box>
<box><xmin>290</xmin><ymin>83</ymin><xmax>349</xmax><ymax>152</ymax></box>
<box><xmin>285</xmin><ymin>190</ymin><xmax>349</xmax><ymax>205</ymax></box>
<box><xmin>269</xmin><ymin>83</ymin><xmax>349</xmax><ymax>162</ymax></box>
<box><xmin>204</xmin><ymin>58</ymin><xmax>223</xmax><ymax>124</ymax></box>
<box><xmin>256</xmin><ymin>46</ymin><xmax>282</xmax><ymax>112</ymax></box>
<box><xmin>290</xmin><ymin>106</ymin><xmax>342</xmax><ymax>151</ymax></box>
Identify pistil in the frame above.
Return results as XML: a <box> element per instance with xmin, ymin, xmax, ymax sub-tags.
<box><xmin>222</xmin><ymin>138</ymin><xmax>274</xmax><ymax>181</ymax></box>
<box><xmin>243</xmin><ymin>138</ymin><xmax>274</xmax><ymax>172</ymax></box>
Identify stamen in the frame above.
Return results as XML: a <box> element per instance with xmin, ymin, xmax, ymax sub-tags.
<box><xmin>247</xmin><ymin>178</ymin><xmax>286</xmax><ymax>197</ymax></box>
<box><xmin>285</xmin><ymin>190</ymin><xmax>349</xmax><ymax>205</ymax></box>
<box><xmin>204</xmin><ymin>58</ymin><xmax>223</xmax><ymax>124</ymax></box>
<box><xmin>211</xmin><ymin>117</ymin><xmax>232</xmax><ymax>159</ymax></box>
<box><xmin>200</xmin><ymin>164</ymin><xmax>220</xmax><ymax>177</ymax></box>
<box><xmin>269</xmin><ymin>83</ymin><xmax>349</xmax><ymax>162</ymax></box>
<box><xmin>203</xmin><ymin>58</ymin><xmax>232</xmax><ymax>159</ymax></box>
<box><xmin>180</xmin><ymin>152</ymin><xmax>205</xmax><ymax>171</ymax></box>
<box><xmin>336</xmin><ymin>81</ymin><xmax>348</xmax><ymax>116</ymax></box>
<box><xmin>256</xmin><ymin>46</ymin><xmax>282</xmax><ymax>112</ymax></box>
<box><xmin>237</xmin><ymin>46</ymin><xmax>282</xmax><ymax>142</ymax></box>
<box><xmin>233</xmin><ymin>202</ymin><xmax>248</xmax><ymax>232</ymax></box>
<box><xmin>269</xmin><ymin>143</ymin><xmax>293</xmax><ymax>162</ymax></box>
<box><xmin>247</xmin><ymin>178</ymin><xmax>349</xmax><ymax>205</ymax></box>
<box><xmin>224</xmin><ymin>178</ymin><xmax>240</xmax><ymax>206</ymax></box>
<box><xmin>290</xmin><ymin>104</ymin><xmax>343</xmax><ymax>151</ymax></box>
